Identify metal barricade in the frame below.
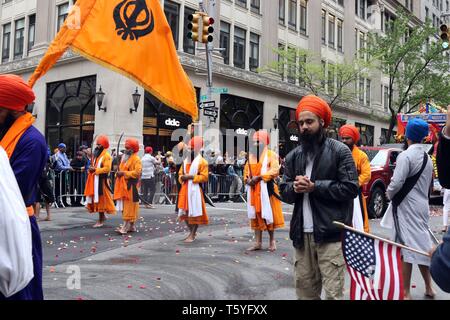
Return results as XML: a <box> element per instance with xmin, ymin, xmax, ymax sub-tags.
<box><xmin>55</xmin><ymin>170</ymin><xmax>87</xmax><ymax>208</ymax></box>
<box><xmin>204</xmin><ymin>174</ymin><xmax>246</xmax><ymax>202</ymax></box>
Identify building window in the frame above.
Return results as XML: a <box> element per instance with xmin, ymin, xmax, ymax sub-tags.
<box><xmin>425</xmin><ymin>7</ymin><xmax>429</xmax><ymax>20</ymax></box>
<box><xmin>2</xmin><ymin>23</ymin><xmax>11</xmax><ymax>62</ymax></box>
<box><xmin>355</xmin><ymin>122</ymin><xmax>374</xmax><ymax>146</ymax></box>
<box><xmin>366</xmin><ymin>79</ymin><xmax>371</xmax><ymax>106</ymax></box>
<box><xmin>249</xmin><ymin>33</ymin><xmax>259</xmax><ymax>72</ymax></box>
<box><xmin>288</xmin><ymin>0</ymin><xmax>297</xmax><ymax>30</ymax></box>
<box><xmin>236</xmin><ymin>0</ymin><xmax>247</xmax><ymax>9</ymax></box>
<box><xmin>328</xmin><ymin>14</ymin><xmax>335</xmax><ymax>48</ymax></box>
<box><xmin>328</xmin><ymin>65</ymin><xmax>334</xmax><ymax>95</ymax></box>
<box><xmin>300</xmin><ymin>0</ymin><xmax>307</xmax><ymax>35</ymax></box>
<box><xmin>164</xmin><ymin>0</ymin><xmax>180</xmax><ymax>49</ymax></box>
<box><xmin>383</xmin><ymin>85</ymin><xmax>389</xmax><ymax>111</ymax></box>
<box><xmin>359</xmin><ymin>0</ymin><xmax>366</xmax><ymax>19</ymax></box>
<box><xmin>287</xmin><ymin>47</ymin><xmax>296</xmax><ymax>84</ymax></box>
<box><xmin>183</xmin><ymin>7</ymin><xmax>195</xmax><ymax>55</ymax></box>
<box><xmin>359</xmin><ymin>78</ymin><xmax>365</xmax><ymax>103</ymax></box>
<box><xmin>278</xmin><ymin>43</ymin><xmax>285</xmax><ymax>80</ymax></box>
<box><xmin>14</xmin><ymin>19</ymin><xmax>24</xmax><ymax>60</ymax></box>
<box><xmin>337</xmin><ymin>19</ymin><xmax>343</xmax><ymax>52</ymax></box>
<box><xmin>359</xmin><ymin>31</ymin><xmax>365</xmax><ymax>59</ymax></box>
<box><xmin>447</xmin><ymin>1</ymin><xmax>449</xmax><ymax>11</ymax></box>
<box><xmin>28</xmin><ymin>15</ymin><xmax>35</xmax><ymax>54</ymax></box>
<box><xmin>279</xmin><ymin>0</ymin><xmax>285</xmax><ymax>24</ymax></box>
<box><xmin>220</xmin><ymin>21</ymin><xmax>231</xmax><ymax>65</ymax></box>
<box><xmin>57</xmin><ymin>2</ymin><xmax>69</xmax><ymax>32</ymax></box>
<box><xmin>233</xmin><ymin>27</ymin><xmax>246</xmax><ymax>69</ymax></box>
<box><xmin>45</xmin><ymin>76</ymin><xmax>96</xmax><ymax>156</ymax></box>
<box><xmin>338</xmin><ymin>0</ymin><xmax>344</xmax><ymax>6</ymax></box>
<box><xmin>321</xmin><ymin>10</ymin><xmax>326</xmax><ymax>44</ymax></box>
<box><xmin>250</xmin><ymin>0</ymin><xmax>260</xmax><ymax>13</ymax></box>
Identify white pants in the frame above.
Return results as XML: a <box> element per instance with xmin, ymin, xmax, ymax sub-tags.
<box><xmin>444</xmin><ymin>189</ymin><xmax>450</xmax><ymax>227</ymax></box>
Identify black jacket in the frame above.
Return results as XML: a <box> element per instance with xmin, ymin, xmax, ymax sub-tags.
<box><xmin>437</xmin><ymin>131</ymin><xmax>450</xmax><ymax>188</ymax></box>
<box><xmin>431</xmin><ymin>230</ymin><xmax>450</xmax><ymax>293</ymax></box>
<box><xmin>279</xmin><ymin>138</ymin><xmax>359</xmax><ymax>249</ymax></box>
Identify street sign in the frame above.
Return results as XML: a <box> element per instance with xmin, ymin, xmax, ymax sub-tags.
<box><xmin>204</xmin><ymin>108</ymin><xmax>218</xmax><ymax>117</ymax></box>
<box><xmin>200</xmin><ymin>95</ymin><xmax>208</xmax><ymax>102</ymax></box>
<box><xmin>211</xmin><ymin>87</ymin><xmax>228</xmax><ymax>94</ymax></box>
<box><xmin>199</xmin><ymin>101</ymin><xmax>216</xmax><ymax>109</ymax></box>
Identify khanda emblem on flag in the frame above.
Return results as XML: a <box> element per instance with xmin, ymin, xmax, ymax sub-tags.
<box><xmin>113</xmin><ymin>0</ymin><xmax>155</xmax><ymax>41</ymax></box>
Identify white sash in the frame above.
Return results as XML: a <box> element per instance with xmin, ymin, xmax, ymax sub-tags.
<box><xmin>85</xmin><ymin>156</ymin><xmax>103</xmax><ymax>206</ymax></box>
<box><xmin>178</xmin><ymin>154</ymin><xmax>203</xmax><ymax>218</ymax></box>
<box><xmin>352</xmin><ymin>196</ymin><xmax>364</xmax><ymax>232</ymax></box>
<box><xmin>247</xmin><ymin>152</ymin><xmax>274</xmax><ymax>224</ymax></box>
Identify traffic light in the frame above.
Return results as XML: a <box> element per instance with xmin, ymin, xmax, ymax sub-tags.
<box><xmin>201</xmin><ymin>16</ymin><xmax>215</xmax><ymax>43</ymax></box>
<box><xmin>440</xmin><ymin>24</ymin><xmax>449</xmax><ymax>49</ymax></box>
<box><xmin>187</xmin><ymin>13</ymin><xmax>200</xmax><ymax>42</ymax></box>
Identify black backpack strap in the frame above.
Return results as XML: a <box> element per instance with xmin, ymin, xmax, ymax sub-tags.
<box><xmin>392</xmin><ymin>152</ymin><xmax>428</xmax><ymax>244</ymax></box>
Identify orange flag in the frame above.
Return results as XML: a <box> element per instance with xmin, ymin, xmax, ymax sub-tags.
<box><xmin>28</xmin><ymin>0</ymin><xmax>198</xmax><ymax>120</ymax></box>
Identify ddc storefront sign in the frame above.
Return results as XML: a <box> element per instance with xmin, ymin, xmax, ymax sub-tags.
<box><xmin>158</xmin><ymin>115</ymin><xmax>188</xmax><ymax>129</ymax></box>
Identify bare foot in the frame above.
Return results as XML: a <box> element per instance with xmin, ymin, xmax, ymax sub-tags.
<box><xmin>442</xmin><ymin>226</ymin><xmax>448</xmax><ymax>233</ymax></box>
<box><xmin>184</xmin><ymin>237</ymin><xmax>196</xmax><ymax>243</ymax></box>
<box><xmin>268</xmin><ymin>241</ymin><xmax>277</xmax><ymax>252</ymax></box>
<box><xmin>404</xmin><ymin>294</ymin><xmax>412</xmax><ymax>300</ymax></box>
<box><xmin>93</xmin><ymin>222</ymin><xmax>104</xmax><ymax>228</ymax></box>
<box><xmin>44</xmin><ymin>217</ymin><xmax>52</xmax><ymax>221</ymax></box>
<box><xmin>425</xmin><ymin>289</ymin><xmax>436</xmax><ymax>299</ymax></box>
<box><xmin>115</xmin><ymin>227</ymin><xmax>128</xmax><ymax>235</ymax></box>
<box><xmin>246</xmin><ymin>244</ymin><xmax>262</xmax><ymax>251</ymax></box>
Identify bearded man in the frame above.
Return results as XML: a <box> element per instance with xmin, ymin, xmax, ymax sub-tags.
<box><xmin>279</xmin><ymin>95</ymin><xmax>359</xmax><ymax>300</ymax></box>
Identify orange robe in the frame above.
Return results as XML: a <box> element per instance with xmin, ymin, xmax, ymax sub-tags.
<box><xmin>84</xmin><ymin>150</ymin><xmax>116</xmax><ymax>214</ymax></box>
<box><xmin>352</xmin><ymin>146</ymin><xmax>371</xmax><ymax>233</ymax></box>
<box><xmin>244</xmin><ymin>148</ymin><xmax>285</xmax><ymax>231</ymax></box>
<box><xmin>177</xmin><ymin>156</ymin><xmax>209</xmax><ymax>225</ymax></box>
<box><xmin>113</xmin><ymin>153</ymin><xmax>142</xmax><ymax>223</ymax></box>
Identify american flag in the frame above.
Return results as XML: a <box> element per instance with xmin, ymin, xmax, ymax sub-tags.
<box><xmin>343</xmin><ymin>230</ymin><xmax>404</xmax><ymax>300</ymax></box>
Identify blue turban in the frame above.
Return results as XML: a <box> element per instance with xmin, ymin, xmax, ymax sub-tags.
<box><xmin>406</xmin><ymin>118</ymin><xmax>429</xmax><ymax>142</ymax></box>
<box><xmin>58</xmin><ymin>143</ymin><xmax>66</xmax><ymax>149</ymax></box>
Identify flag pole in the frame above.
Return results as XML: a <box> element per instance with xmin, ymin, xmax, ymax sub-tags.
<box><xmin>333</xmin><ymin>221</ymin><xmax>431</xmax><ymax>257</ymax></box>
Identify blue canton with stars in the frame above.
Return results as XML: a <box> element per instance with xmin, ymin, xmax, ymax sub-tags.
<box><xmin>343</xmin><ymin>231</ymin><xmax>377</xmax><ymax>278</ymax></box>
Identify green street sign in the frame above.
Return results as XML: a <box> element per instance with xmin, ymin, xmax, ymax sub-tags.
<box><xmin>211</xmin><ymin>87</ymin><xmax>228</xmax><ymax>94</ymax></box>
<box><xmin>200</xmin><ymin>95</ymin><xmax>208</xmax><ymax>101</ymax></box>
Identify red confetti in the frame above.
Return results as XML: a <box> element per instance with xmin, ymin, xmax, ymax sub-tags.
<box><xmin>412</xmin><ymin>284</ymin><xmax>416</xmax><ymax>288</ymax></box>
<box><xmin>156</xmin><ymin>277</ymin><xmax>161</xmax><ymax>281</ymax></box>
<box><xmin>175</xmin><ymin>250</ymin><xmax>180</xmax><ymax>254</ymax></box>
<box><xmin>76</xmin><ymin>296</ymin><xmax>84</xmax><ymax>300</ymax></box>
<box><xmin>282</xmin><ymin>253</ymin><xmax>288</xmax><ymax>257</ymax></box>
<box><xmin>140</xmin><ymin>285</ymin><xmax>146</xmax><ymax>289</ymax></box>
<box><xmin>127</xmin><ymin>285</ymin><xmax>133</xmax><ymax>288</ymax></box>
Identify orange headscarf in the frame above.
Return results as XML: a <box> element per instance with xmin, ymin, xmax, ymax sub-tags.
<box><xmin>96</xmin><ymin>135</ymin><xmax>109</xmax><ymax>149</ymax></box>
<box><xmin>296</xmin><ymin>95</ymin><xmax>332</xmax><ymax>128</ymax></box>
<box><xmin>0</xmin><ymin>74</ymin><xmax>35</xmax><ymax>111</ymax></box>
<box><xmin>253</xmin><ymin>130</ymin><xmax>270</xmax><ymax>145</ymax></box>
<box><xmin>339</xmin><ymin>124</ymin><xmax>360</xmax><ymax>142</ymax></box>
<box><xmin>125</xmin><ymin>138</ymin><xmax>139</xmax><ymax>153</ymax></box>
<box><xmin>188</xmin><ymin>136</ymin><xmax>204</xmax><ymax>152</ymax></box>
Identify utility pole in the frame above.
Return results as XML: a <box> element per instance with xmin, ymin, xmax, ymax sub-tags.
<box><xmin>199</xmin><ymin>0</ymin><xmax>216</xmax><ymax>101</ymax></box>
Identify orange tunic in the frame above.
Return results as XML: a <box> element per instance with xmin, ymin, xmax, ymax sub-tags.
<box><xmin>244</xmin><ymin>148</ymin><xmax>285</xmax><ymax>231</ymax></box>
<box><xmin>352</xmin><ymin>146</ymin><xmax>371</xmax><ymax>233</ymax></box>
<box><xmin>113</xmin><ymin>154</ymin><xmax>142</xmax><ymax>223</ymax></box>
<box><xmin>84</xmin><ymin>150</ymin><xmax>116</xmax><ymax>214</ymax></box>
<box><xmin>177</xmin><ymin>156</ymin><xmax>209</xmax><ymax>225</ymax></box>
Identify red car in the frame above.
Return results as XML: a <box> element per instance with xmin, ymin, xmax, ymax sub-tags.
<box><xmin>360</xmin><ymin>146</ymin><xmax>403</xmax><ymax>219</ymax></box>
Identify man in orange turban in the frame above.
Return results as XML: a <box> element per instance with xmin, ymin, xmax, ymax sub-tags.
<box><xmin>0</xmin><ymin>74</ymin><xmax>47</xmax><ymax>300</ymax></box>
<box><xmin>84</xmin><ymin>135</ymin><xmax>116</xmax><ymax>228</ymax></box>
<box><xmin>114</xmin><ymin>138</ymin><xmax>142</xmax><ymax>234</ymax></box>
<box><xmin>338</xmin><ymin>125</ymin><xmax>371</xmax><ymax>233</ymax></box>
<box><xmin>245</xmin><ymin>130</ymin><xmax>284</xmax><ymax>252</ymax></box>
<box><xmin>177</xmin><ymin>136</ymin><xmax>209</xmax><ymax>243</ymax></box>
<box><xmin>279</xmin><ymin>94</ymin><xmax>359</xmax><ymax>300</ymax></box>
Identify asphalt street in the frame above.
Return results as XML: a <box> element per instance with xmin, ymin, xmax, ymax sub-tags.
<box><xmin>38</xmin><ymin>202</ymin><xmax>449</xmax><ymax>300</ymax></box>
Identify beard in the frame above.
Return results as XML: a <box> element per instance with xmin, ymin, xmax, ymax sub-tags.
<box><xmin>0</xmin><ymin>113</ymin><xmax>16</xmax><ymax>140</ymax></box>
<box><xmin>299</xmin><ymin>125</ymin><xmax>325</xmax><ymax>157</ymax></box>
<box><xmin>344</xmin><ymin>142</ymin><xmax>354</xmax><ymax>151</ymax></box>
<box><xmin>93</xmin><ymin>146</ymin><xmax>104</xmax><ymax>158</ymax></box>
<box><xmin>403</xmin><ymin>139</ymin><xmax>409</xmax><ymax>150</ymax></box>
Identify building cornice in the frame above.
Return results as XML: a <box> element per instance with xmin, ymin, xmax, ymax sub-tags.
<box><xmin>0</xmin><ymin>50</ymin><xmax>390</xmax><ymax>123</ymax></box>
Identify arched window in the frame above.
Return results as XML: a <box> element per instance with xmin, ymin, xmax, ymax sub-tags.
<box><xmin>46</xmin><ymin>76</ymin><xmax>96</xmax><ymax>157</ymax></box>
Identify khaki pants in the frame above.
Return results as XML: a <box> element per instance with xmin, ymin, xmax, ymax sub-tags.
<box><xmin>294</xmin><ymin>233</ymin><xmax>345</xmax><ymax>300</ymax></box>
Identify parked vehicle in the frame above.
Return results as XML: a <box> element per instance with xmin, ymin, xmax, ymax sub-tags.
<box><xmin>360</xmin><ymin>146</ymin><xmax>402</xmax><ymax>219</ymax></box>
<box><xmin>361</xmin><ymin>143</ymin><xmax>441</xmax><ymax>219</ymax></box>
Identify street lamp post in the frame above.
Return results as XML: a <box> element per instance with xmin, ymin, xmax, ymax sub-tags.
<box><xmin>96</xmin><ymin>86</ymin><xmax>106</xmax><ymax>112</ymax></box>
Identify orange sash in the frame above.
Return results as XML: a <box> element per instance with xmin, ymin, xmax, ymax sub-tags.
<box><xmin>84</xmin><ymin>149</ymin><xmax>107</xmax><ymax>197</ymax></box>
<box><xmin>249</xmin><ymin>162</ymin><xmax>263</xmax><ymax>214</ymax></box>
<box><xmin>1</xmin><ymin>113</ymin><xmax>36</xmax><ymax>216</ymax></box>
<box><xmin>0</xmin><ymin>112</ymin><xmax>35</xmax><ymax>158</ymax></box>
<box><xmin>113</xmin><ymin>161</ymin><xmax>129</xmax><ymax>201</ymax></box>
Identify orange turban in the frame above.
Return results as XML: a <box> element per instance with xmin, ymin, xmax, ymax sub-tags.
<box><xmin>125</xmin><ymin>138</ymin><xmax>139</xmax><ymax>153</ymax></box>
<box><xmin>188</xmin><ymin>136</ymin><xmax>204</xmax><ymax>152</ymax></box>
<box><xmin>0</xmin><ymin>74</ymin><xmax>35</xmax><ymax>111</ymax></box>
<box><xmin>296</xmin><ymin>95</ymin><xmax>332</xmax><ymax>128</ymax></box>
<box><xmin>253</xmin><ymin>130</ymin><xmax>270</xmax><ymax>145</ymax></box>
<box><xmin>339</xmin><ymin>125</ymin><xmax>360</xmax><ymax>143</ymax></box>
<box><xmin>96</xmin><ymin>135</ymin><xmax>110</xmax><ymax>149</ymax></box>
